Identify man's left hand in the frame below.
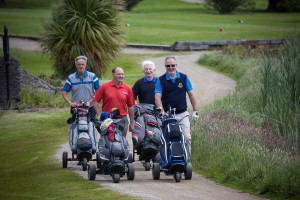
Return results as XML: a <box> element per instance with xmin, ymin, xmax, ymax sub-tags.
<box><xmin>192</xmin><ymin>111</ymin><xmax>199</xmax><ymax>121</ymax></box>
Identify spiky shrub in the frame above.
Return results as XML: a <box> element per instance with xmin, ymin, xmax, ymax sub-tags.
<box><xmin>40</xmin><ymin>0</ymin><xmax>125</xmax><ymax>78</ymax></box>
<box><xmin>260</xmin><ymin>36</ymin><xmax>300</xmax><ymax>149</ymax></box>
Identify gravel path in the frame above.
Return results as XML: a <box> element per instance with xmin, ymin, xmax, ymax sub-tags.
<box><xmin>7</xmin><ymin>37</ymin><xmax>265</xmax><ymax>200</ymax></box>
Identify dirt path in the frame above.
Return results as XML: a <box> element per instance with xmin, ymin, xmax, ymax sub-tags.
<box><xmin>7</xmin><ymin>37</ymin><xmax>264</xmax><ymax>199</ymax></box>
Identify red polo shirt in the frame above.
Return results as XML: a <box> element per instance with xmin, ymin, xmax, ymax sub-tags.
<box><xmin>92</xmin><ymin>80</ymin><xmax>135</xmax><ymax>117</ymax></box>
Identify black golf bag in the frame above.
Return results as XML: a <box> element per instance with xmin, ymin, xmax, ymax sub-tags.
<box><xmin>95</xmin><ymin>110</ymin><xmax>134</xmax><ymax>183</ymax></box>
<box><xmin>98</xmin><ymin>118</ymin><xmax>130</xmax><ymax>165</ymax></box>
<box><xmin>132</xmin><ymin>103</ymin><xmax>162</xmax><ymax>169</ymax></box>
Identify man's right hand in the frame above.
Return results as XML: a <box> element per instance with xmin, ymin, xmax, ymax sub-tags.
<box><xmin>70</xmin><ymin>102</ymin><xmax>77</xmax><ymax>107</ymax></box>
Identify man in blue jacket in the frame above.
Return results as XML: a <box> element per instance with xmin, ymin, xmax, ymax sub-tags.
<box><xmin>155</xmin><ymin>56</ymin><xmax>199</xmax><ymax>154</ymax></box>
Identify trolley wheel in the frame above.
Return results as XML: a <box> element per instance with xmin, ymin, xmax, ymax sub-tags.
<box><xmin>62</xmin><ymin>151</ymin><xmax>68</xmax><ymax>168</ymax></box>
<box><xmin>153</xmin><ymin>153</ymin><xmax>161</xmax><ymax>163</ymax></box>
<box><xmin>175</xmin><ymin>171</ymin><xmax>181</xmax><ymax>183</ymax></box>
<box><xmin>88</xmin><ymin>164</ymin><xmax>96</xmax><ymax>181</ymax></box>
<box><xmin>82</xmin><ymin>158</ymin><xmax>87</xmax><ymax>171</ymax></box>
<box><xmin>128</xmin><ymin>153</ymin><xmax>133</xmax><ymax>163</ymax></box>
<box><xmin>144</xmin><ymin>162</ymin><xmax>151</xmax><ymax>171</ymax></box>
<box><xmin>127</xmin><ymin>163</ymin><xmax>135</xmax><ymax>180</ymax></box>
<box><xmin>113</xmin><ymin>173</ymin><xmax>120</xmax><ymax>183</ymax></box>
<box><xmin>132</xmin><ymin>147</ymin><xmax>135</xmax><ymax>162</ymax></box>
<box><xmin>152</xmin><ymin>163</ymin><xmax>160</xmax><ymax>180</ymax></box>
<box><xmin>96</xmin><ymin>152</ymin><xmax>102</xmax><ymax>169</ymax></box>
<box><xmin>185</xmin><ymin>163</ymin><xmax>192</xmax><ymax>180</ymax></box>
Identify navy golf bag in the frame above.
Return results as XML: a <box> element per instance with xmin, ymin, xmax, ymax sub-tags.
<box><xmin>152</xmin><ymin>106</ymin><xmax>192</xmax><ymax>182</ymax></box>
<box><xmin>132</xmin><ymin>103</ymin><xmax>162</xmax><ymax>170</ymax></box>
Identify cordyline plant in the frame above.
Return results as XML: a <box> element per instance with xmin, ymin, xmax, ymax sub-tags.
<box><xmin>40</xmin><ymin>0</ymin><xmax>125</xmax><ymax>78</ymax></box>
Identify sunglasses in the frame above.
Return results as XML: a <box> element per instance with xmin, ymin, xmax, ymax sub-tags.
<box><xmin>165</xmin><ymin>64</ymin><xmax>176</xmax><ymax>68</ymax></box>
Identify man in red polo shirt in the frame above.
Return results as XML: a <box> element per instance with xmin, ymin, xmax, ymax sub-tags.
<box><xmin>92</xmin><ymin>67</ymin><xmax>135</xmax><ymax>137</ymax></box>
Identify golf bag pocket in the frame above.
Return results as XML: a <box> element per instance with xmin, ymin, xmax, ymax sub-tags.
<box><xmin>132</xmin><ymin>119</ymin><xmax>144</xmax><ymax>147</ymax></box>
<box><xmin>148</xmin><ymin>131</ymin><xmax>161</xmax><ymax>146</ymax></box>
<box><xmin>78</xmin><ymin>120</ymin><xmax>88</xmax><ymax>131</ymax></box>
<box><xmin>69</xmin><ymin>123</ymin><xmax>78</xmax><ymax>153</ymax></box>
<box><xmin>77</xmin><ymin>132</ymin><xmax>92</xmax><ymax>149</ymax></box>
<box><xmin>111</xmin><ymin>142</ymin><xmax>123</xmax><ymax>157</ymax></box>
<box><xmin>88</xmin><ymin>121</ymin><xmax>97</xmax><ymax>154</ymax></box>
<box><xmin>163</xmin><ymin>119</ymin><xmax>182</xmax><ymax>141</ymax></box>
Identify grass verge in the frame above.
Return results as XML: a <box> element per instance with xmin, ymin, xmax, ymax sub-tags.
<box><xmin>0</xmin><ymin>109</ymin><xmax>136</xmax><ymax>199</ymax></box>
<box><xmin>192</xmin><ymin>43</ymin><xmax>300</xmax><ymax>199</ymax></box>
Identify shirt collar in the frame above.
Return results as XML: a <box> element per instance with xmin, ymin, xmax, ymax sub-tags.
<box><xmin>144</xmin><ymin>76</ymin><xmax>156</xmax><ymax>82</ymax></box>
<box><xmin>110</xmin><ymin>80</ymin><xmax>124</xmax><ymax>88</ymax></box>
<box><xmin>165</xmin><ymin>70</ymin><xmax>180</xmax><ymax>80</ymax></box>
<box><xmin>75</xmin><ymin>70</ymin><xmax>88</xmax><ymax>79</ymax></box>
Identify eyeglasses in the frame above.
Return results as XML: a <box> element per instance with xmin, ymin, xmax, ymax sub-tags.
<box><xmin>165</xmin><ymin>64</ymin><xmax>176</xmax><ymax>68</ymax></box>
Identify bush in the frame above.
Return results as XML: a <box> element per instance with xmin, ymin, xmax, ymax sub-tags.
<box><xmin>205</xmin><ymin>0</ymin><xmax>255</xmax><ymax>14</ymax></box>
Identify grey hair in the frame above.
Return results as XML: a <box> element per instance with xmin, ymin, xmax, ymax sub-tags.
<box><xmin>165</xmin><ymin>56</ymin><xmax>176</xmax><ymax>64</ymax></box>
<box><xmin>141</xmin><ymin>60</ymin><xmax>155</xmax><ymax>70</ymax></box>
<box><xmin>112</xmin><ymin>67</ymin><xmax>124</xmax><ymax>74</ymax></box>
<box><xmin>75</xmin><ymin>55</ymin><xmax>88</xmax><ymax>65</ymax></box>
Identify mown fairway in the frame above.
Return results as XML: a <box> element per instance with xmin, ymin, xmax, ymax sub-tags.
<box><xmin>0</xmin><ymin>0</ymin><xmax>299</xmax><ymax>44</ymax></box>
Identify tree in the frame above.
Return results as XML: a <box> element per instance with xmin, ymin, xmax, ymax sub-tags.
<box><xmin>125</xmin><ymin>0</ymin><xmax>142</xmax><ymax>11</ymax></box>
<box><xmin>40</xmin><ymin>0</ymin><xmax>125</xmax><ymax>78</ymax></box>
<box><xmin>0</xmin><ymin>0</ymin><xmax>6</xmax><ymax>8</ymax></box>
<box><xmin>267</xmin><ymin>0</ymin><xmax>300</xmax><ymax>12</ymax></box>
<box><xmin>205</xmin><ymin>0</ymin><xmax>254</xmax><ymax>14</ymax></box>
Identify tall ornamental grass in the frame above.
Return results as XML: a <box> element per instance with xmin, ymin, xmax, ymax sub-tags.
<box><xmin>194</xmin><ymin>41</ymin><xmax>300</xmax><ymax>198</ymax></box>
<box><xmin>260</xmin><ymin>37</ymin><xmax>300</xmax><ymax>150</ymax></box>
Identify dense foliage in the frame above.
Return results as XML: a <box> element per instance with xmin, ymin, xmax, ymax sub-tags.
<box><xmin>205</xmin><ymin>0</ymin><xmax>255</xmax><ymax>14</ymax></box>
<box><xmin>267</xmin><ymin>0</ymin><xmax>300</xmax><ymax>12</ymax></box>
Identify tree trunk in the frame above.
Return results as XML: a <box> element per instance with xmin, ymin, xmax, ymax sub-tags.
<box><xmin>267</xmin><ymin>0</ymin><xmax>279</xmax><ymax>11</ymax></box>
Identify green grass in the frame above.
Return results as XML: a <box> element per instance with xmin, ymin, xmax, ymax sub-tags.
<box><xmin>0</xmin><ymin>8</ymin><xmax>51</xmax><ymax>36</ymax></box>
<box><xmin>8</xmin><ymin>48</ymin><xmax>54</xmax><ymax>76</ymax></box>
<box><xmin>0</xmin><ymin>109</ymin><xmax>136</xmax><ymax>200</ymax></box>
<box><xmin>1</xmin><ymin>0</ymin><xmax>299</xmax><ymax>44</ymax></box>
<box><xmin>4</xmin><ymin>0</ymin><xmax>59</xmax><ymax>9</ymax></box>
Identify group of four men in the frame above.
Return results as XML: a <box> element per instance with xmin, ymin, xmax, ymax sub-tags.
<box><xmin>62</xmin><ymin>55</ymin><xmax>199</xmax><ymax>153</ymax></box>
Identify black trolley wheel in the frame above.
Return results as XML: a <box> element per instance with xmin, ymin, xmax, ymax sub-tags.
<box><xmin>88</xmin><ymin>164</ymin><xmax>96</xmax><ymax>181</ymax></box>
<box><xmin>175</xmin><ymin>171</ymin><xmax>181</xmax><ymax>183</ymax></box>
<box><xmin>82</xmin><ymin>158</ymin><xmax>88</xmax><ymax>171</ymax></box>
<box><xmin>185</xmin><ymin>163</ymin><xmax>192</xmax><ymax>180</ymax></box>
<box><xmin>144</xmin><ymin>162</ymin><xmax>151</xmax><ymax>171</ymax></box>
<box><xmin>152</xmin><ymin>163</ymin><xmax>160</xmax><ymax>180</ymax></box>
<box><xmin>127</xmin><ymin>163</ymin><xmax>135</xmax><ymax>180</ymax></box>
<box><xmin>96</xmin><ymin>152</ymin><xmax>102</xmax><ymax>169</ymax></box>
<box><xmin>113</xmin><ymin>173</ymin><xmax>120</xmax><ymax>183</ymax></box>
<box><xmin>62</xmin><ymin>151</ymin><xmax>68</xmax><ymax>168</ymax></box>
